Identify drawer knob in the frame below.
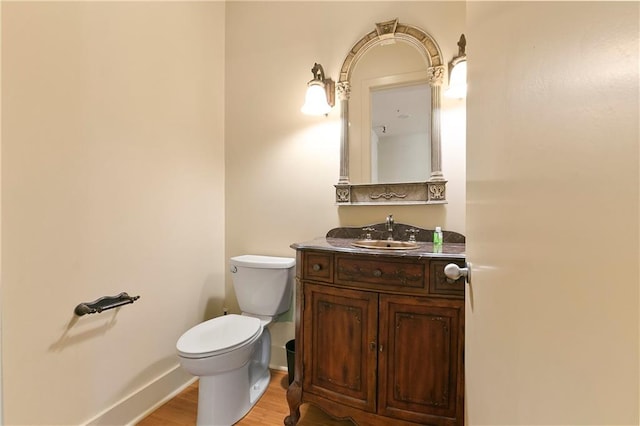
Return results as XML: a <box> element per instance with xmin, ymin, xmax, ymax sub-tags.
<box><xmin>372</xmin><ymin>269</ymin><xmax>382</xmax><ymax>277</ymax></box>
<box><xmin>312</xmin><ymin>264</ymin><xmax>322</xmax><ymax>272</ymax></box>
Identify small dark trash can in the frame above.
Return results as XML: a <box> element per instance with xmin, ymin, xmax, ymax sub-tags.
<box><xmin>285</xmin><ymin>339</ymin><xmax>295</xmax><ymax>385</ymax></box>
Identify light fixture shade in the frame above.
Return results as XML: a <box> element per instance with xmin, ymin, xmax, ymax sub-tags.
<box><xmin>445</xmin><ymin>60</ymin><xmax>467</xmax><ymax>99</ymax></box>
<box><xmin>301</xmin><ymin>81</ymin><xmax>332</xmax><ymax>116</ymax></box>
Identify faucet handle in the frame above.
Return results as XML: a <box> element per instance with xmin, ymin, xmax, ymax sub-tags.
<box><xmin>405</xmin><ymin>228</ymin><xmax>420</xmax><ymax>242</ymax></box>
<box><xmin>362</xmin><ymin>227</ymin><xmax>375</xmax><ymax>240</ymax></box>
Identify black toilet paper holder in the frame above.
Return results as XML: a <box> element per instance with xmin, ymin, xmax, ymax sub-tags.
<box><xmin>74</xmin><ymin>292</ymin><xmax>140</xmax><ymax>316</ymax></box>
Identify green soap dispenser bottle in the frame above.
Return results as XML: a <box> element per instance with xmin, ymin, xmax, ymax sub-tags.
<box><xmin>433</xmin><ymin>226</ymin><xmax>443</xmax><ymax>252</ymax></box>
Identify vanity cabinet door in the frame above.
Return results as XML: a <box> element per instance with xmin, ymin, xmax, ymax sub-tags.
<box><xmin>302</xmin><ymin>283</ymin><xmax>378</xmax><ymax>413</ymax></box>
<box><xmin>378</xmin><ymin>295</ymin><xmax>464</xmax><ymax>425</ymax></box>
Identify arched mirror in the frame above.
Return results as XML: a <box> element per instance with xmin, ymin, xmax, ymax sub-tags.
<box><xmin>334</xmin><ymin>19</ymin><xmax>447</xmax><ymax>205</ymax></box>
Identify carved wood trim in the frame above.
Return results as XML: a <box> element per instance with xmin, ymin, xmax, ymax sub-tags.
<box><xmin>335</xmin><ymin>181</ymin><xmax>447</xmax><ymax>205</ymax></box>
<box><xmin>339</xmin><ymin>19</ymin><xmax>443</xmax><ymax>83</ymax></box>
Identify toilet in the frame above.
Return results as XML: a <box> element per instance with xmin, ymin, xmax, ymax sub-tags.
<box><xmin>176</xmin><ymin>255</ymin><xmax>295</xmax><ymax>426</ymax></box>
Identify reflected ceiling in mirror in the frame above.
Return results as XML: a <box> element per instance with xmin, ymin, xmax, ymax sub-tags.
<box><xmin>371</xmin><ymin>83</ymin><xmax>431</xmax><ymax>184</ymax></box>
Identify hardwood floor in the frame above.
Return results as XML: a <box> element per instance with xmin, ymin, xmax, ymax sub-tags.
<box><xmin>137</xmin><ymin>370</ymin><xmax>353</xmax><ymax>426</ymax></box>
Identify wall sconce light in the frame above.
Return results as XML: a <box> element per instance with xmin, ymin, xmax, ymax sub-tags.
<box><xmin>445</xmin><ymin>34</ymin><xmax>467</xmax><ymax>99</ymax></box>
<box><xmin>301</xmin><ymin>63</ymin><xmax>335</xmax><ymax>116</ymax></box>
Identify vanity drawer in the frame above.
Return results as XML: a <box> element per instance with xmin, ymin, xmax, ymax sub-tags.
<box><xmin>335</xmin><ymin>255</ymin><xmax>427</xmax><ymax>293</ymax></box>
<box><xmin>303</xmin><ymin>252</ymin><xmax>334</xmax><ymax>283</ymax></box>
<box><xmin>429</xmin><ymin>260</ymin><xmax>465</xmax><ymax>298</ymax></box>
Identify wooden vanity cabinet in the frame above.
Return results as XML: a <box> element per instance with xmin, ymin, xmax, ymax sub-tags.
<box><xmin>378</xmin><ymin>294</ymin><xmax>462</xmax><ymax>424</ymax></box>
<box><xmin>303</xmin><ymin>283</ymin><xmax>378</xmax><ymax>413</ymax></box>
<box><xmin>286</xmin><ymin>249</ymin><xmax>465</xmax><ymax>426</ymax></box>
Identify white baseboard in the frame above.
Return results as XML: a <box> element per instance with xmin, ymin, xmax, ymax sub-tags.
<box><xmin>270</xmin><ymin>343</ymin><xmax>288</xmax><ymax>371</ymax></box>
<box><xmin>270</xmin><ymin>365</ymin><xmax>288</xmax><ymax>372</ymax></box>
<box><xmin>84</xmin><ymin>341</ymin><xmax>291</xmax><ymax>425</ymax></box>
<box><xmin>83</xmin><ymin>364</ymin><xmax>196</xmax><ymax>426</ymax></box>
<box><xmin>267</xmin><ymin>321</ymin><xmax>294</xmax><ymax>372</ymax></box>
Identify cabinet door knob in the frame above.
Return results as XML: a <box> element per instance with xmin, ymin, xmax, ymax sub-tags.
<box><xmin>372</xmin><ymin>269</ymin><xmax>382</xmax><ymax>277</ymax></box>
<box><xmin>312</xmin><ymin>264</ymin><xmax>322</xmax><ymax>272</ymax></box>
<box><xmin>369</xmin><ymin>341</ymin><xmax>376</xmax><ymax>351</ymax></box>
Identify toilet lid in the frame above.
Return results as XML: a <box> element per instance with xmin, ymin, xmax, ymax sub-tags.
<box><xmin>177</xmin><ymin>314</ymin><xmax>262</xmax><ymax>358</ymax></box>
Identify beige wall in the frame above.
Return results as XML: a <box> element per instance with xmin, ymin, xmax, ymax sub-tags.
<box><xmin>224</xmin><ymin>2</ymin><xmax>465</xmax><ymax>368</ymax></box>
<box><xmin>2</xmin><ymin>2</ymin><xmax>226</xmax><ymax>424</ymax></box>
<box><xmin>0</xmin><ymin>1</ymin><xmax>3</xmax><ymax>420</ymax></box>
<box><xmin>224</xmin><ymin>0</ymin><xmax>466</xmax><ymax>308</ymax></box>
<box><xmin>3</xmin><ymin>1</ymin><xmax>637</xmax><ymax>425</ymax></box>
<box><xmin>2</xmin><ymin>1</ymin><xmax>465</xmax><ymax>423</ymax></box>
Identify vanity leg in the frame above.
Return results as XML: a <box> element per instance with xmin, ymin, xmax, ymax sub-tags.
<box><xmin>284</xmin><ymin>381</ymin><xmax>302</xmax><ymax>426</ymax></box>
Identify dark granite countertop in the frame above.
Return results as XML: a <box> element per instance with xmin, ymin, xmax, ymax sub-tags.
<box><xmin>325</xmin><ymin>223</ymin><xmax>465</xmax><ymax>244</ymax></box>
<box><xmin>291</xmin><ymin>237</ymin><xmax>465</xmax><ymax>260</ymax></box>
<box><xmin>291</xmin><ymin>223</ymin><xmax>466</xmax><ymax>259</ymax></box>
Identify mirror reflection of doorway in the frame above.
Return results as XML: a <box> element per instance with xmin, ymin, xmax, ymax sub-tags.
<box><xmin>371</xmin><ymin>83</ymin><xmax>431</xmax><ymax>183</ymax></box>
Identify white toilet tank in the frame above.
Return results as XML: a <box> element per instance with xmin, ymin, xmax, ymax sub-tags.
<box><xmin>230</xmin><ymin>255</ymin><xmax>295</xmax><ymax>318</ymax></box>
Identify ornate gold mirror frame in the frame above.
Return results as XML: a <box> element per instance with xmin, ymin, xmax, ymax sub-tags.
<box><xmin>335</xmin><ymin>19</ymin><xmax>447</xmax><ymax>205</ymax></box>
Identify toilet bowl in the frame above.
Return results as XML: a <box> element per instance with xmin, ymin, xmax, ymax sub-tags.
<box><xmin>176</xmin><ymin>255</ymin><xmax>295</xmax><ymax>426</ymax></box>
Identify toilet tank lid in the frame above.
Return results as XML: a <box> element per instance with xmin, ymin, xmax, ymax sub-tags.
<box><xmin>230</xmin><ymin>255</ymin><xmax>295</xmax><ymax>269</ymax></box>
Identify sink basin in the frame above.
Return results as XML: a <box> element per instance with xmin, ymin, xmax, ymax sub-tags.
<box><xmin>351</xmin><ymin>240</ymin><xmax>419</xmax><ymax>250</ymax></box>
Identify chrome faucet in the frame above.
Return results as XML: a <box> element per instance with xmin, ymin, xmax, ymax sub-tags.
<box><xmin>385</xmin><ymin>214</ymin><xmax>394</xmax><ymax>240</ymax></box>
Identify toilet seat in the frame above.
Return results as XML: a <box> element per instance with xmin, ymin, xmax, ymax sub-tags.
<box><xmin>177</xmin><ymin>314</ymin><xmax>262</xmax><ymax>359</ymax></box>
